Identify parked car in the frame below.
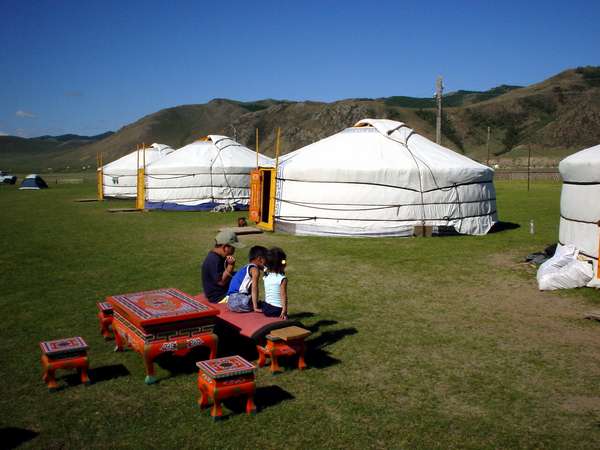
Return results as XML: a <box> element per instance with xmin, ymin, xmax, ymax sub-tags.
<box><xmin>0</xmin><ymin>171</ymin><xmax>17</xmax><ymax>184</ymax></box>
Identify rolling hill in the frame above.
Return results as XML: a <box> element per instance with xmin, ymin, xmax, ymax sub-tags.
<box><xmin>2</xmin><ymin>66</ymin><xmax>599</xmax><ymax>171</ymax></box>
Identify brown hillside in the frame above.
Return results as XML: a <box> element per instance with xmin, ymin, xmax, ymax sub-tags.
<box><xmin>2</xmin><ymin>66</ymin><xmax>599</xmax><ymax>171</ymax></box>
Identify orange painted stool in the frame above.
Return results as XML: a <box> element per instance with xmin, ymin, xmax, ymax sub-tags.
<box><xmin>40</xmin><ymin>337</ymin><xmax>91</xmax><ymax>391</ymax></box>
<box><xmin>97</xmin><ymin>302</ymin><xmax>114</xmax><ymax>340</ymax></box>
<box><xmin>197</xmin><ymin>355</ymin><xmax>256</xmax><ymax>420</ymax></box>
<box><xmin>257</xmin><ymin>325</ymin><xmax>311</xmax><ymax>374</ymax></box>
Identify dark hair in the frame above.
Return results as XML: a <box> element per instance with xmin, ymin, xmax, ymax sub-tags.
<box><xmin>248</xmin><ymin>245</ymin><xmax>267</xmax><ymax>262</ymax></box>
<box><xmin>238</xmin><ymin>217</ymin><xmax>248</xmax><ymax>227</ymax></box>
<box><xmin>266</xmin><ymin>247</ymin><xmax>287</xmax><ymax>274</ymax></box>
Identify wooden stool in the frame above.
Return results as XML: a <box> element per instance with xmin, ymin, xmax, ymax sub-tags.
<box><xmin>196</xmin><ymin>355</ymin><xmax>256</xmax><ymax>420</ymax></box>
<box><xmin>97</xmin><ymin>302</ymin><xmax>114</xmax><ymax>340</ymax></box>
<box><xmin>257</xmin><ymin>325</ymin><xmax>311</xmax><ymax>374</ymax></box>
<box><xmin>40</xmin><ymin>337</ymin><xmax>90</xmax><ymax>391</ymax></box>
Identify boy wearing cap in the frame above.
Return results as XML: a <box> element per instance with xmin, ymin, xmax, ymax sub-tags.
<box><xmin>201</xmin><ymin>230</ymin><xmax>245</xmax><ymax>303</ymax></box>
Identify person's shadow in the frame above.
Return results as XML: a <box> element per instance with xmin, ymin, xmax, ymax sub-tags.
<box><xmin>302</xmin><ymin>320</ymin><xmax>358</xmax><ymax>369</ymax></box>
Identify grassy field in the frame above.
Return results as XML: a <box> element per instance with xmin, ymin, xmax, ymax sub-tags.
<box><xmin>1</xmin><ymin>180</ymin><xmax>599</xmax><ymax>449</ymax></box>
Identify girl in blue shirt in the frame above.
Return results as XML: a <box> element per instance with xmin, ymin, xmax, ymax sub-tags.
<box><xmin>263</xmin><ymin>247</ymin><xmax>288</xmax><ymax>319</ymax></box>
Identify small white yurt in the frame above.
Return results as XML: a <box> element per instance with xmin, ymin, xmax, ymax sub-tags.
<box><xmin>101</xmin><ymin>143</ymin><xmax>174</xmax><ymax>198</ymax></box>
<box><xmin>274</xmin><ymin>119</ymin><xmax>497</xmax><ymax>236</ymax></box>
<box><xmin>558</xmin><ymin>144</ymin><xmax>600</xmax><ymax>287</ymax></box>
<box><xmin>145</xmin><ymin>135</ymin><xmax>274</xmax><ymax>210</ymax></box>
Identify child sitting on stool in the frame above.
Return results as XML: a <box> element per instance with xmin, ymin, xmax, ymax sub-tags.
<box><xmin>226</xmin><ymin>246</ymin><xmax>267</xmax><ymax>313</ymax></box>
<box><xmin>263</xmin><ymin>247</ymin><xmax>288</xmax><ymax>319</ymax></box>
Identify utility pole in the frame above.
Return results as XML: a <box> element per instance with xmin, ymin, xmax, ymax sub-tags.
<box><xmin>435</xmin><ymin>76</ymin><xmax>443</xmax><ymax>145</ymax></box>
<box><xmin>486</xmin><ymin>126</ymin><xmax>491</xmax><ymax>166</ymax></box>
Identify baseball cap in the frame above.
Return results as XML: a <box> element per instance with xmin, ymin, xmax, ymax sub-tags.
<box><xmin>215</xmin><ymin>229</ymin><xmax>245</xmax><ymax>248</ymax></box>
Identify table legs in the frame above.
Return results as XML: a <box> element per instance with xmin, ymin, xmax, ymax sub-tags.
<box><xmin>257</xmin><ymin>338</ymin><xmax>307</xmax><ymax>374</ymax></box>
<box><xmin>197</xmin><ymin>374</ymin><xmax>256</xmax><ymax>420</ymax></box>
<box><xmin>41</xmin><ymin>354</ymin><xmax>90</xmax><ymax>391</ymax></box>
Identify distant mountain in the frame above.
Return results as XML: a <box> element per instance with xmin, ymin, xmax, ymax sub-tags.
<box><xmin>383</xmin><ymin>84</ymin><xmax>523</xmax><ymax>108</ymax></box>
<box><xmin>34</xmin><ymin>132</ymin><xmax>114</xmax><ymax>142</ymax></box>
<box><xmin>2</xmin><ymin>66</ymin><xmax>599</xmax><ymax>171</ymax></box>
<box><xmin>0</xmin><ymin>132</ymin><xmax>113</xmax><ymax>171</ymax></box>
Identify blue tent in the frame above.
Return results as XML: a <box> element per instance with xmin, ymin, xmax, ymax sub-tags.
<box><xmin>19</xmin><ymin>174</ymin><xmax>48</xmax><ymax>190</ymax></box>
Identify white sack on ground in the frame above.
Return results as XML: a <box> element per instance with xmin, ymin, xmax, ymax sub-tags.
<box><xmin>558</xmin><ymin>144</ymin><xmax>600</xmax><ymax>287</ymax></box>
<box><xmin>101</xmin><ymin>143</ymin><xmax>174</xmax><ymax>198</ymax></box>
<box><xmin>537</xmin><ymin>244</ymin><xmax>594</xmax><ymax>290</ymax></box>
<box><xmin>275</xmin><ymin>118</ymin><xmax>498</xmax><ymax>237</ymax></box>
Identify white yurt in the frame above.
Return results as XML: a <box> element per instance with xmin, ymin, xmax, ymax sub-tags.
<box><xmin>145</xmin><ymin>135</ymin><xmax>274</xmax><ymax>211</ymax></box>
<box><xmin>274</xmin><ymin>119</ymin><xmax>497</xmax><ymax>236</ymax></box>
<box><xmin>558</xmin><ymin>144</ymin><xmax>600</xmax><ymax>287</ymax></box>
<box><xmin>101</xmin><ymin>143</ymin><xmax>174</xmax><ymax>198</ymax></box>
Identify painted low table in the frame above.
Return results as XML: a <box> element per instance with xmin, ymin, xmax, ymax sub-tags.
<box><xmin>97</xmin><ymin>302</ymin><xmax>114</xmax><ymax>340</ymax></box>
<box><xmin>108</xmin><ymin>288</ymin><xmax>219</xmax><ymax>384</ymax></box>
<box><xmin>197</xmin><ymin>355</ymin><xmax>256</xmax><ymax>420</ymax></box>
<box><xmin>257</xmin><ymin>325</ymin><xmax>311</xmax><ymax>373</ymax></box>
<box><xmin>40</xmin><ymin>336</ymin><xmax>90</xmax><ymax>391</ymax></box>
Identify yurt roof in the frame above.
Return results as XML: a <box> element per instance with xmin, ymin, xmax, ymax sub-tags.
<box><xmin>103</xmin><ymin>143</ymin><xmax>175</xmax><ymax>174</ymax></box>
<box><xmin>146</xmin><ymin>135</ymin><xmax>273</xmax><ymax>174</ymax></box>
<box><xmin>559</xmin><ymin>144</ymin><xmax>600</xmax><ymax>183</ymax></box>
<box><xmin>279</xmin><ymin>118</ymin><xmax>492</xmax><ymax>192</ymax></box>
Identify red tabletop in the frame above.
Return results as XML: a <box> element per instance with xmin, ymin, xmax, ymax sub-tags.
<box><xmin>108</xmin><ymin>288</ymin><xmax>219</xmax><ymax>330</ymax></box>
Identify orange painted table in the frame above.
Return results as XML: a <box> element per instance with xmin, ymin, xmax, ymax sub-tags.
<box><xmin>40</xmin><ymin>336</ymin><xmax>90</xmax><ymax>391</ymax></box>
<box><xmin>97</xmin><ymin>302</ymin><xmax>114</xmax><ymax>340</ymax></box>
<box><xmin>108</xmin><ymin>288</ymin><xmax>219</xmax><ymax>384</ymax></box>
<box><xmin>257</xmin><ymin>326</ymin><xmax>311</xmax><ymax>374</ymax></box>
<box><xmin>197</xmin><ymin>355</ymin><xmax>256</xmax><ymax>420</ymax></box>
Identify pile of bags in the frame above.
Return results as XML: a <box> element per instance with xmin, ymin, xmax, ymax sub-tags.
<box><xmin>537</xmin><ymin>244</ymin><xmax>594</xmax><ymax>290</ymax></box>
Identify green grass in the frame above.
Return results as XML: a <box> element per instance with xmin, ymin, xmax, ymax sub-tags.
<box><xmin>1</xmin><ymin>181</ymin><xmax>599</xmax><ymax>449</ymax></box>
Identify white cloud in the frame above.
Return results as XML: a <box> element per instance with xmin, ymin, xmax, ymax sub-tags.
<box><xmin>16</xmin><ymin>110</ymin><xmax>35</xmax><ymax>118</ymax></box>
<box><xmin>0</xmin><ymin>131</ymin><xmax>7</xmax><ymax>136</ymax></box>
<box><xmin>15</xmin><ymin>128</ymin><xmax>27</xmax><ymax>137</ymax></box>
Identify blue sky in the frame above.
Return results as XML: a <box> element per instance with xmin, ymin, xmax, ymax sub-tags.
<box><xmin>1</xmin><ymin>0</ymin><xmax>599</xmax><ymax>137</ymax></box>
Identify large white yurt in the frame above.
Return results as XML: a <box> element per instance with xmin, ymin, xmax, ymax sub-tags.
<box><xmin>145</xmin><ymin>135</ymin><xmax>274</xmax><ymax>211</ymax></box>
<box><xmin>274</xmin><ymin>119</ymin><xmax>497</xmax><ymax>237</ymax></box>
<box><xmin>101</xmin><ymin>143</ymin><xmax>174</xmax><ymax>198</ymax></box>
<box><xmin>558</xmin><ymin>144</ymin><xmax>600</xmax><ymax>287</ymax></box>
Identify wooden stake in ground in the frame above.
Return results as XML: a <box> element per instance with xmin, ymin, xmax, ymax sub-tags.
<box><xmin>486</xmin><ymin>126</ymin><xmax>491</xmax><ymax>167</ymax></box>
<box><xmin>255</xmin><ymin>128</ymin><xmax>259</xmax><ymax>169</ymax></box>
<box><xmin>96</xmin><ymin>151</ymin><xmax>104</xmax><ymax>201</ymax></box>
<box><xmin>527</xmin><ymin>144</ymin><xmax>532</xmax><ymax>192</ymax></box>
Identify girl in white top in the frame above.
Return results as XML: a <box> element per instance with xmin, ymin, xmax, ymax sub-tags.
<box><xmin>262</xmin><ymin>247</ymin><xmax>288</xmax><ymax>319</ymax></box>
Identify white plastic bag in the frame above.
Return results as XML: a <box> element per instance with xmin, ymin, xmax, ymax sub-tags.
<box><xmin>536</xmin><ymin>244</ymin><xmax>594</xmax><ymax>290</ymax></box>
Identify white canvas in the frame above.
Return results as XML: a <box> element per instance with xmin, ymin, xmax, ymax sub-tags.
<box><xmin>558</xmin><ymin>144</ymin><xmax>600</xmax><ymax>287</ymax></box>
<box><xmin>275</xmin><ymin>119</ymin><xmax>498</xmax><ymax>237</ymax></box>
<box><xmin>102</xmin><ymin>143</ymin><xmax>174</xmax><ymax>198</ymax></box>
<box><xmin>145</xmin><ymin>135</ymin><xmax>273</xmax><ymax>210</ymax></box>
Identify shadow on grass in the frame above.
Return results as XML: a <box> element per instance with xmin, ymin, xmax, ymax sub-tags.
<box><xmin>489</xmin><ymin>221</ymin><xmax>520</xmax><ymax>233</ymax></box>
<box><xmin>156</xmin><ymin>346</ymin><xmax>213</xmax><ymax>379</ymax></box>
<box><xmin>155</xmin><ymin>314</ymin><xmax>358</xmax><ymax>378</ymax></box>
<box><xmin>89</xmin><ymin>364</ymin><xmax>130</xmax><ymax>383</ymax></box>
<box><xmin>61</xmin><ymin>363</ymin><xmax>130</xmax><ymax>388</ymax></box>
<box><xmin>221</xmin><ymin>385</ymin><xmax>294</xmax><ymax>418</ymax></box>
<box><xmin>306</xmin><ymin>327</ymin><xmax>358</xmax><ymax>369</ymax></box>
<box><xmin>287</xmin><ymin>312</ymin><xmax>315</xmax><ymax>320</ymax></box>
<box><xmin>0</xmin><ymin>427</ymin><xmax>39</xmax><ymax>449</ymax></box>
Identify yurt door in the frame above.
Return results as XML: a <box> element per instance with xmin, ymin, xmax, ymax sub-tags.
<box><xmin>249</xmin><ymin>168</ymin><xmax>276</xmax><ymax>231</ymax></box>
